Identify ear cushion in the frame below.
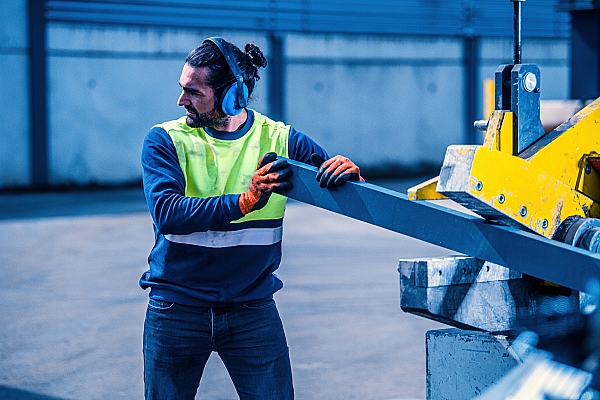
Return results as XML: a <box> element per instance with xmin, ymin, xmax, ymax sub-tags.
<box><xmin>221</xmin><ymin>83</ymin><xmax>249</xmax><ymax>116</ymax></box>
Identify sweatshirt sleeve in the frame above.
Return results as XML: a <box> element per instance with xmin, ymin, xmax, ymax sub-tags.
<box><xmin>288</xmin><ymin>127</ymin><xmax>329</xmax><ymax>166</ymax></box>
<box><xmin>141</xmin><ymin>127</ymin><xmax>244</xmax><ymax>235</ymax></box>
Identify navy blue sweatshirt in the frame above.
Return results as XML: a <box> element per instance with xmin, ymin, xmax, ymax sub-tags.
<box><xmin>140</xmin><ymin>110</ymin><xmax>328</xmax><ymax>306</ymax></box>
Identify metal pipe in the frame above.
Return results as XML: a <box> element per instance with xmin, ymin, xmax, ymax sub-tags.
<box><xmin>512</xmin><ymin>0</ymin><xmax>524</xmax><ymax>64</ymax></box>
<box><xmin>474</xmin><ymin>120</ymin><xmax>489</xmax><ymax>131</ymax></box>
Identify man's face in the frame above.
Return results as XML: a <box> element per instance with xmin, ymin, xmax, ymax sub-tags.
<box><xmin>177</xmin><ymin>64</ymin><xmax>229</xmax><ymax>129</ymax></box>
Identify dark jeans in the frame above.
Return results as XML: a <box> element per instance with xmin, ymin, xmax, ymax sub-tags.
<box><xmin>143</xmin><ymin>298</ymin><xmax>293</xmax><ymax>400</ymax></box>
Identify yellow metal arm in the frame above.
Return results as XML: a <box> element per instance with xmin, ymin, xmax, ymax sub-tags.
<box><xmin>408</xmin><ymin>97</ymin><xmax>600</xmax><ymax>239</ymax></box>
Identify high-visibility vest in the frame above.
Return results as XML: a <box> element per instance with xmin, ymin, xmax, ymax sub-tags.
<box><xmin>155</xmin><ymin>110</ymin><xmax>290</xmax><ymax>224</ymax></box>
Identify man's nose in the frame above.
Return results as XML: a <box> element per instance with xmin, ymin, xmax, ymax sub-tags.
<box><xmin>177</xmin><ymin>91</ymin><xmax>188</xmax><ymax>106</ymax></box>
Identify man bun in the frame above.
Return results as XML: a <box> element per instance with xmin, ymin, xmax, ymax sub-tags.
<box><xmin>244</xmin><ymin>43</ymin><xmax>267</xmax><ymax>70</ymax></box>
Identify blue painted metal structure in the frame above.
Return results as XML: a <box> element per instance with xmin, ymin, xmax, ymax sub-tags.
<box><xmin>45</xmin><ymin>0</ymin><xmax>569</xmax><ymax>38</ymax></box>
<box><xmin>280</xmin><ymin>158</ymin><xmax>600</xmax><ymax>294</ymax></box>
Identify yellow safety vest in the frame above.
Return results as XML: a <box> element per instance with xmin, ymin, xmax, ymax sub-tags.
<box><xmin>155</xmin><ymin>110</ymin><xmax>290</xmax><ymax>223</ymax></box>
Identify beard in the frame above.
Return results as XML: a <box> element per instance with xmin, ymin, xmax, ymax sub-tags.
<box><xmin>185</xmin><ymin>100</ymin><xmax>230</xmax><ymax>129</ymax></box>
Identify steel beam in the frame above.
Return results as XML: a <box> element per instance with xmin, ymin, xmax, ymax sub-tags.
<box><xmin>279</xmin><ymin>158</ymin><xmax>600</xmax><ymax>293</ymax></box>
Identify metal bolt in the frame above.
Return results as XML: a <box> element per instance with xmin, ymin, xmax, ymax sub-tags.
<box><xmin>519</xmin><ymin>206</ymin><xmax>527</xmax><ymax>217</ymax></box>
<box><xmin>475</xmin><ymin>181</ymin><xmax>483</xmax><ymax>191</ymax></box>
<box><xmin>542</xmin><ymin>219</ymin><xmax>548</xmax><ymax>230</ymax></box>
<box><xmin>523</xmin><ymin>72</ymin><xmax>537</xmax><ymax>92</ymax></box>
<box><xmin>474</xmin><ymin>120</ymin><xmax>489</xmax><ymax>131</ymax></box>
<box><xmin>586</xmin><ymin>164</ymin><xmax>592</xmax><ymax>175</ymax></box>
<box><xmin>498</xmin><ymin>194</ymin><xmax>505</xmax><ymax>204</ymax></box>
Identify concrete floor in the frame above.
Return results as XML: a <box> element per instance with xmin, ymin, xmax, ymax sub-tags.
<box><xmin>0</xmin><ymin>179</ymin><xmax>454</xmax><ymax>400</ymax></box>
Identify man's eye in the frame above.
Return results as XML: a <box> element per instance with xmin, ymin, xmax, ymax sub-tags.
<box><xmin>182</xmin><ymin>88</ymin><xmax>201</xmax><ymax>97</ymax></box>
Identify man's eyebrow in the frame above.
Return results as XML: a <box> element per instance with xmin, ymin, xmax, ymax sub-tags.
<box><xmin>179</xmin><ymin>83</ymin><xmax>201</xmax><ymax>94</ymax></box>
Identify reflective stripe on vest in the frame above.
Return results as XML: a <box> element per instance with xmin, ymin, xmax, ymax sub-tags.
<box><xmin>165</xmin><ymin>225</ymin><xmax>283</xmax><ymax>248</ymax></box>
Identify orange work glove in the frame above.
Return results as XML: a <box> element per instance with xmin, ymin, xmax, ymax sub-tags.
<box><xmin>311</xmin><ymin>153</ymin><xmax>365</xmax><ymax>188</ymax></box>
<box><xmin>238</xmin><ymin>152</ymin><xmax>292</xmax><ymax>215</ymax></box>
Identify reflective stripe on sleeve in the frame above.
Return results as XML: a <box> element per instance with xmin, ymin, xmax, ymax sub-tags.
<box><xmin>165</xmin><ymin>226</ymin><xmax>283</xmax><ymax>248</ymax></box>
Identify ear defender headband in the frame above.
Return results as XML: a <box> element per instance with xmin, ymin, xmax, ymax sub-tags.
<box><xmin>203</xmin><ymin>37</ymin><xmax>249</xmax><ymax>116</ymax></box>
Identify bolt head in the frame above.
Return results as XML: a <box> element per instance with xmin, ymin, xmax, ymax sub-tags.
<box><xmin>523</xmin><ymin>72</ymin><xmax>537</xmax><ymax>93</ymax></box>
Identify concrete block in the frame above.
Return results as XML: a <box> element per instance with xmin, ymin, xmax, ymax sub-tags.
<box><xmin>399</xmin><ymin>256</ymin><xmax>580</xmax><ymax>332</ymax></box>
<box><xmin>426</xmin><ymin>328</ymin><xmax>519</xmax><ymax>400</ymax></box>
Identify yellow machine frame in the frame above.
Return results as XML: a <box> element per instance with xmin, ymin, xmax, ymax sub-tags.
<box><xmin>409</xmin><ymin>98</ymin><xmax>600</xmax><ymax>239</ymax></box>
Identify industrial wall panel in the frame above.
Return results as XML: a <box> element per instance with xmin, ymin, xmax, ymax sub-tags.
<box><xmin>0</xmin><ymin>54</ymin><xmax>31</xmax><ymax>187</ymax></box>
<box><xmin>45</xmin><ymin>0</ymin><xmax>570</xmax><ymax>38</ymax></box>
<box><xmin>47</xmin><ymin>55</ymin><xmax>182</xmax><ymax>185</ymax></box>
<box><xmin>44</xmin><ymin>25</ymin><xmax>270</xmax><ymax>186</ymax></box>
<box><xmin>12</xmin><ymin>2</ymin><xmax>573</xmax><ymax>188</ymax></box>
<box><xmin>471</xmin><ymin>1</ymin><xmax>570</xmax><ymax>38</ymax></box>
<box><xmin>0</xmin><ymin>0</ymin><xmax>31</xmax><ymax>188</ymax></box>
<box><xmin>284</xmin><ymin>35</ymin><xmax>465</xmax><ymax>169</ymax></box>
<box><xmin>558</xmin><ymin>0</ymin><xmax>600</xmax><ymax>10</ymax></box>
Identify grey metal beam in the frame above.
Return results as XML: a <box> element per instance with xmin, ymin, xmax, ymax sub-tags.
<box><xmin>280</xmin><ymin>158</ymin><xmax>600</xmax><ymax>293</ymax></box>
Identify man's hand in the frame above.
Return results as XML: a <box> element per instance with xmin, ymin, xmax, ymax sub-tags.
<box><xmin>238</xmin><ymin>152</ymin><xmax>292</xmax><ymax>215</ymax></box>
<box><xmin>311</xmin><ymin>153</ymin><xmax>365</xmax><ymax>188</ymax></box>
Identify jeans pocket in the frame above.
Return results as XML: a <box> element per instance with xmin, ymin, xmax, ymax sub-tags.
<box><xmin>242</xmin><ymin>299</ymin><xmax>275</xmax><ymax>310</ymax></box>
<box><xmin>148</xmin><ymin>298</ymin><xmax>175</xmax><ymax>311</ymax></box>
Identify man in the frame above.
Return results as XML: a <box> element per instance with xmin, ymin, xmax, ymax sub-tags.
<box><xmin>140</xmin><ymin>37</ymin><xmax>363</xmax><ymax>400</ymax></box>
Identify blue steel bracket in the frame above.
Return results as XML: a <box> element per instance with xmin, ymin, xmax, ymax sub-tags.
<box><xmin>278</xmin><ymin>158</ymin><xmax>600</xmax><ymax>293</ymax></box>
<box><xmin>495</xmin><ymin>63</ymin><xmax>545</xmax><ymax>154</ymax></box>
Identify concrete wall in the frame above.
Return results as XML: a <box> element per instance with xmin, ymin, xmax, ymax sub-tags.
<box><xmin>45</xmin><ymin>25</ymin><xmax>262</xmax><ymax>185</ymax></box>
<box><xmin>0</xmin><ymin>0</ymin><xmax>30</xmax><ymax>187</ymax></box>
<box><xmin>285</xmin><ymin>34</ymin><xmax>465</xmax><ymax>170</ymax></box>
<box><xmin>0</xmin><ymin>3</ymin><xmax>571</xmax><ymax>188</ymax></box>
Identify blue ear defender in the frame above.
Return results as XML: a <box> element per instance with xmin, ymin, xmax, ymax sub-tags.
<box><xmin>203</xmin><ymin>37</ymin><xmax>249</xmax><ymax>116</ymax></box>
<box><xmin>220</xmin><ymin>82</ymin><xmax>249</xmax><ymax>116</ymax></box>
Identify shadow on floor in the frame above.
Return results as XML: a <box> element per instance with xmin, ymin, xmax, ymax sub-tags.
<box><xmin>0</xmin><ymin>386</ymin><xmax>68</xmax><ymax>400</ymax></box>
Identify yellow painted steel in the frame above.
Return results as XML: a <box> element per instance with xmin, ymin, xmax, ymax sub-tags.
<box><xmin>407</xmin><ymin>177</ymin><xmax>446</xmax><ymax>201</ymax></box>
<box><xmin>447</xmin><ymin>145</ymin><xmax>599</xmax><ymax>237</ymax></box>
<box><xmin>482</xmin><ymin>111</ymin><xmax>514</xmax><ymax>155</ymax></box>
<box><xmin>524</xmin><ymin>98</ymin><xmax>600</xmax><ymax>203</ymax></box>
<box><xmin>438</xmin><ymin>97</ymin><xmax>600</xmax><ymax>237</ymax></box>
<box><xmin>408</xmin><ymin>95</ymin><xmax>600</xmax><ymax>239</ymax></box>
